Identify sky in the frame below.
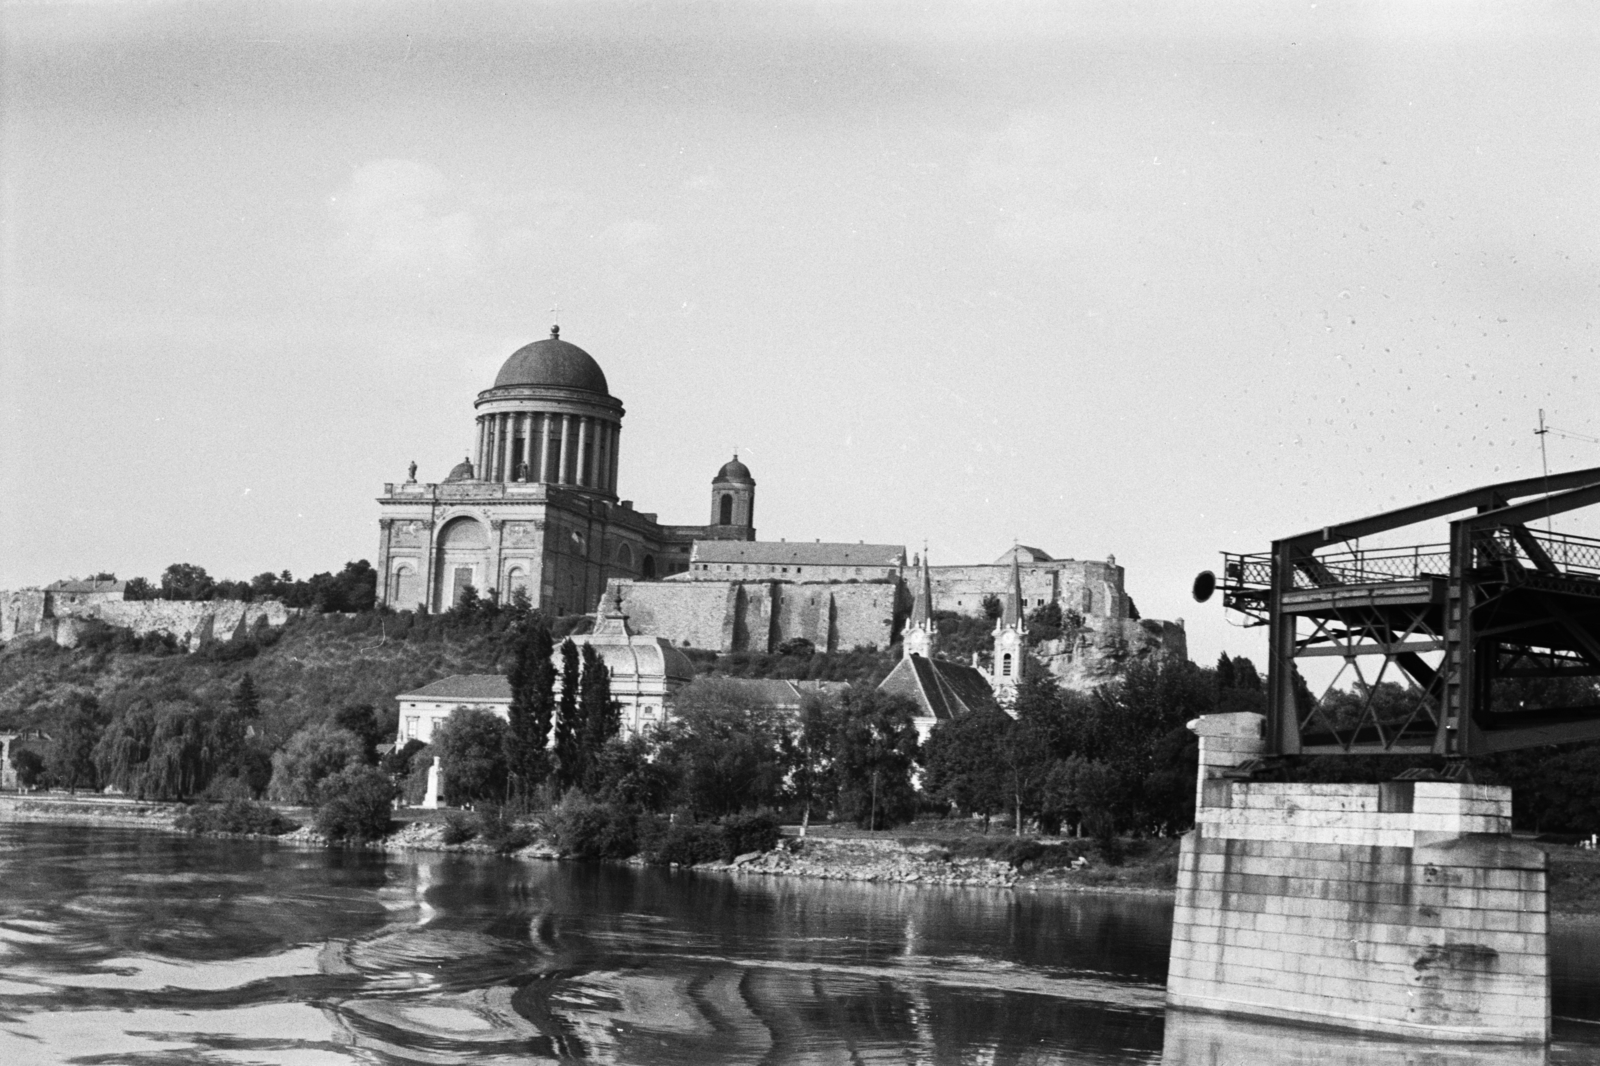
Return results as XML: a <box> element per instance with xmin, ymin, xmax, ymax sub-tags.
<box><xmin>3</xmin><ymin>1</ymin><xmax>1598</xmax><ymax>669</ymax></box>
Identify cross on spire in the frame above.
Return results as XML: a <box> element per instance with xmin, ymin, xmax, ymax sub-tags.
<box><xmin>550</xmin><ymin>300</ymin><xmax>561</xmax><ymax>339</ymax></box>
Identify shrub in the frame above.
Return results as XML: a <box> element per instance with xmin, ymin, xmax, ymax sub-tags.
<box><xmin>177</xmin><ymin>798</ymin><xmax>298</xmax><ymax>836</ymax></box>
<box><xmin>718</xmin><ymin>809</ymin><xmax>780</xmax><ymax>860</ymax></box>
<box><xmin>441</xmin><ymin>810</ymin><xmax>478</xmax><ymax>845</ymax></box>
<box><xmin>474</xmin><ymin>804</ymin><xmax>537</xmax><ymax>854</ymax></box>
<box><xmin>543</xmin><ymin>794</ymin><xmax>639</xmax><ymax>859</ymax></box>
<box><xmin>314</xmin><ymin>765</ymin><xmax>396</xmax><ymax>844</ymax></box>
<box><xmin>645</xmin><ymin>821</ymin><xmax>726</xmax><ymax>867</ymax></box>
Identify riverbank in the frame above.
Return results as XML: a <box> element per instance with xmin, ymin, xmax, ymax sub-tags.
<box><xmin>7</xmin><ymin>793</ymin><xmax>1599</xmax><ymax>913</ymax></box>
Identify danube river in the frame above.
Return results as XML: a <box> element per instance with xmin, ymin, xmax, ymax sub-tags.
<box><xmin>2</xmin><ymin>823</ymin><xmax>1599</xmax><ymax>1064</ymax></box>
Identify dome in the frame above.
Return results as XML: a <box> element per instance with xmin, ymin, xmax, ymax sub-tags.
<box><xmin>493</xmin><ymin>328</ymin><xmax>609</xmax><ymax>394</ymax></box>
<box><xmin>444</xmin><ymin>458</ymin><xmax>476</xmax><ymax>482</ymax></box>
<box><xmin>715</xmin><ymin>455</ymin><xmax>753</xmax><ymax>482</ymax></box>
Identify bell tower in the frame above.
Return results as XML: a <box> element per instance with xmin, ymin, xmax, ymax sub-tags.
<box><xmin>991</xmin><ymin>550</ymin><xmax>1026</xmax><ymax>705</ymax></box>
<box><xmin>708</xmin><ymin>454</ymin><xmax>756</xmax><ymax>541</ymax></box>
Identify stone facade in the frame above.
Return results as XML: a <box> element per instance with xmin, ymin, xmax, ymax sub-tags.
<box><xmin>680</xmin><ymin>541</ymin><xmax>906</xmax><ymax>583</ymax></box>
<box><xmin>376</xmin><ymin>329</ymin><xmax>755</xmax><ymax>616</ymax></box>
<box><xmin>1169</xmin><ymin>712</ymin><xmax>1549</xmax><ymax>1044</ymax></box>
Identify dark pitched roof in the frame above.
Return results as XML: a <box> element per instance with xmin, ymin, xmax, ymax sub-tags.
<box><xmin>692</xmin><ymin>541</ymin><xmax>905</xmax><ymax>567</ymax></box>
<box><xmin>696</xmin><ymin>678</ymin><xmax>850</xmax><ymax>710</ymax></box>
<box><xmin>47</xmin><ymin>579</ymin><xmax>126</xmax><ymax>594</ymax></box>
<box><xmin>879</xmin><ymin>654</ymin><xmax>999</xmax><ymax>721</ymax></box>
<box><xmin>398</xmin><ymin>674</ymin><xmax>511</xmax><ymax>701</ymax></box>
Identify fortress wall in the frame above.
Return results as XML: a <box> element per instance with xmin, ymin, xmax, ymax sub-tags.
<box><xmin>609</xmin><ymin>580</ymin><xmax>732</xmax><ymax>650</ymax></box>
<box><xmin>825</xmin><ymin>583</ymin><xmax>902</xmax><ymax>651</ymax></box>
<box><xmin>89</xmin><ymin>600</ymin><xmax>298</xmax><ymax>648</ymax></box>
<box><xmin>772</xmin><ymin>584</ymin><xmax>832</xmax><ymax>651</ymax></box>
<box><xmin>1</xmin><ymin>589</ymin><xmax>49</xmax><ymax>643</ymax></box>
<box><xmin>926</xmin><ymin>561</ymin><xmax>1127</xmax><ymax>619</ymax></box>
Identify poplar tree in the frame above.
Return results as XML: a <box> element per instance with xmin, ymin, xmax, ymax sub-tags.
<box><xmin>577</xmin><ymin>643</ymin><xmax>618</xmax><ymax>793</ymax></box>
<box><xmin>505</xmin><ymin>617</ymin><xmax>556</xmax><ymax>800</ymax></box>
<box><xmin>553</xmin><ymin>639</ymin><xmax>581</xmax><ymax>792</ymax></box>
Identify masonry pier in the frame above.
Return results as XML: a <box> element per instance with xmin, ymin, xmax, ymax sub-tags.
<box><xmin>1167</xmin><ymin>712</ymin><xmax>1549</xmax><ymax>1044</ymax></box>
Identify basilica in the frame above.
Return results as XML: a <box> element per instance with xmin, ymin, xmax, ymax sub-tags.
<box><xmin>375</xmin><ymin>327</ymin><xmax>757</xmax><ymax>615</ymax></box>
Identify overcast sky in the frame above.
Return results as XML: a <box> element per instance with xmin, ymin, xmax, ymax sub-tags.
<box><xmin>3</xmin><ymin>1</ymin><xmax>1597</xmax><ymax>667</ymax></box>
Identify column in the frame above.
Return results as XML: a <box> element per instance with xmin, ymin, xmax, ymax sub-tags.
<box><xmin>608</xmin><ymin>423</ymin><xmax>621</xmax><ymax>496</ymax></box>
<box><xmin>534</xmin><ymin>412</ymin><xmax>549</xmax><ymax>484</ymax></box>
<box><xmin>576</xmin><ymin>416</ymin><xmax>591</xmax><ymax>488</ymax></box>
<box><xmin>497</xmin><ymin>413</ymin><xmax>512</xmax><ymax>483</ymax></box>
<box><xmin>608</xmin><ymin>422</ymin><xmax>620</xmax><ymax>492</ymax></box>
<box><xmin>560</xmin><ymin>414</ymin><xmax>574</xmax><ymax>485</ymax></box>
<box><xmin>518</xmin><ymin>412</ymin><xmax>531</xmax><ymax>480</ymax></box>
<box><xmin>475</xmin><ymin>418</ymin><xmax>486</xmax><ymax>478</ymax></box>
<box><xmin>595</xmin><ymin>422</ymin><xmax>609</xmax><ymax>495</ymax></box>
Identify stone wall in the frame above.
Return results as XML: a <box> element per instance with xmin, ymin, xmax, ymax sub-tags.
<box><xmin>608</xmin><ymin>579</ymin><xmax>904</xmax><ymax>653</ymax></box>
<box><xmin>1</xmin><ymin>591</ymin><xmax>298</xmax><ymax>651</ymax></box>
<box><xmin>0</xmin><ymin>589</ymin><xmax>49</xmax><ymax>643</ymax></box>
<box><xmin>1168</xmin><ymin>714</ymin><xmax>1549</xmax><ymax>1044</ymax></box>
<box><xmin>926</xmin><ymin>559</ymin><xmax>1128</xmax><ymax>620</ymax></box>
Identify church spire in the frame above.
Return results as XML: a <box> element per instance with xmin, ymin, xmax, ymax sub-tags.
<box><xmin>1003</xmin><ymin>547</ymin><xmax>1024</xmax><ymax>628</ymax></box>
<box><xmin>903</xmin><ymin>545</ymin><xmax>936</xmax><ymax>660</ymax></box>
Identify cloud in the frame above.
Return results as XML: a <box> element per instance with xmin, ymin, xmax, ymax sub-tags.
<box><xmin>328</xmin><ymin>160</ymin><xmax>480</xmax><ymax>280</ymax></box>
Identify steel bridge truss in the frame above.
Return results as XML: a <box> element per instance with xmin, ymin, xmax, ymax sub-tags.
<box><xmin>1218</xmin><ymin>467</ymin><xmax>1600</xmax><ymax>757</ymax></box>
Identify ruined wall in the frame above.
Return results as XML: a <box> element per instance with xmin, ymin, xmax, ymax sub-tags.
<box><xmin>1034</xmin><ymin>616</ymin><xmax>1188</xmax><ymax>691</ymax></box>
<box><xmin>608</xmin><ymin>579</ymin><xmax>903</xmax><ymax>653</ymax></box>
<box><xmin>0</xmin><ymin>589</ymin><xmax>49</xmax><ymax>643</ymax></box>
<box><xmin>927</xmin><ymin>559</ymin><xmax>1128</xmax><ymax>620</ymax></box>
<box><xmin>1</xmin><ymin>591</ymin><xmax>299</xmax><ymax>651</ymax></box>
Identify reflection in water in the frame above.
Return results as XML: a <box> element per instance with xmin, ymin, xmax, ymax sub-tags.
<box><xmin>1162</xmin><ymin>1009</ymin><xmax>1551</xmax><ymax>1066</ymax></box>
<box><xmin>0</xmin><ymin>824</ymin><xmax>1596</xmax><ymax>1064</ymax></box>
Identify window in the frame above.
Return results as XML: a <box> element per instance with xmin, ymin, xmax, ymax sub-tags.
<box><xmin>1002</xmin><ymin>653</ymin><xmax>1013</xmax><ymax>677</ymax></box>
<box><xmin>719</xmin><ymin>493</ymin><xmax>734</xmax><ymax>525</ymax></box>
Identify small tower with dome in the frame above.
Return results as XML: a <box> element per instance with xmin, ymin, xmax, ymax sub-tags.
<box><xmin>707</xmin><ymin>454</ymin><xmax>756</xmax><ymax>541</ymax></box>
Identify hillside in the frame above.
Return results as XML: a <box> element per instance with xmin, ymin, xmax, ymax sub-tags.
<box><xmin>0</xmin><ymin>612</ymin><xmax>516</xmax><ymax>751</ymax></box>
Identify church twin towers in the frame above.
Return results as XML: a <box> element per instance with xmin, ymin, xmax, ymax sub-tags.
<box><xmin>375</xmin><ymin>329</ymin><xmax>755</xmax><ymax>615</ymax></box>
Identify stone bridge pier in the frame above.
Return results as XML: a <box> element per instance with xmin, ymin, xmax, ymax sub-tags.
<box><xmin>1167</xmin><ymin>712</ymin><xmax>1549</xmax><ymax>1044</ymax></box>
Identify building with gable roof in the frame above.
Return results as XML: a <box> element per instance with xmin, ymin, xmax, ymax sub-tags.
<box><xmin>878</xmin><ymin>551</ymin><xmax>1003</xmax><ymax>739</ymax></box>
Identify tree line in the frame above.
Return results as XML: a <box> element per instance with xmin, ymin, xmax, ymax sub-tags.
<box><xmin>119</xmin><ymin>561</ymin><xmax>378</xmax><ymax>613</ymax></box>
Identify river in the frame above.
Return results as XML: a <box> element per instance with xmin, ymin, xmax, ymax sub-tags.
<box><xmin>0</xmin><ymin>823</ymin><xmax>1597</xmax><ymax>1064</ymax></box>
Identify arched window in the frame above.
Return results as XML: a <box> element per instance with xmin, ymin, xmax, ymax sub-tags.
<box><xmin>615</xmin><ymin>542</ymin><xmax>634</xmax><ymax>570</ymax></box>
<box><xmin>393</xmin><ymin>565</ymin><xmax>419</xmax><ymax>608</ymax></box>
<box><xmin>641</xmin><ymin>555</ymin><xmax>657</xmax><ymax>579</ymax></box>
<box><xmin>1002</xmin><ymin>653</ymin><xmax>1013</xmax><ymax>677</ymax></box>
<box><xmin>719</xmin><ymin>493</ymin><xmax>734</xmax><ymax>525</ymax></box>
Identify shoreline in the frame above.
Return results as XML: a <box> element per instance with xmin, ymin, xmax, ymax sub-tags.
<box><xmin>4</xmin><ymin>794</ymin><xmax>1597</xmax><ymax>917</ymax></box>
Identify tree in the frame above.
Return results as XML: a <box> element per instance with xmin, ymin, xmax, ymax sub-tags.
<box><xmin>922</xmin><ymin>709</ymin><xmax>1011</xmax><ymax>829</ymax></box>
<box><xmin>232</xmin><ymin>674</ymin><xmax>261</xmax><ymax>720</ymax></box>
<box><xmin>314</xmin><ymin>764</ymin><xmax>396</xmax><ymax>843</ymax></box>
<box><xmin>786</xmin><ymin>691</ymin><xmax>839</xmax><ymax>833</ymax></box>
<box><xmin>94</xmin><ymin>708</ymin><xmax>156</xmax><ymax>796</ymax></box>
<box><xmin>44</xmin><ymin>692</ymin><xmax>105</xmax><ymax>794</ymax></box>
<box><xmin>833</xmin><ymin>689</ymin><xmax>920</xmax><ymax>830</ymax></box>
<box><xmin>431</xmin><ymin>706</ymin><xmax>510</xmax><ymax>805</ymax></box>
<box><xmin>334</xmin><ymin>703</ymin><xmax>384</xmax><ymax>763</ymax></box>
<box><xmin>10</xmin><ymin>748</ymin><xmax>45</xmax><ymax>789</ymax></box>
<box><xmin>123</xmin><ymin>577</ymin><xmax>156</xmax><ymax>601</ymax></box>
<box><xmin>505</xmin><ymin>617</ymin><xmax>556</xmax><ymax>799</ymax></box>
<box><xmin>656</xmin><ymin>678</ymin><xmax>791</xmax><ymax>818</ymax></box>
<box><xmin>981</xmin><ymin>594</ymin><xmax>1003</xmax><ymax>622</ymax></box>
<box><xmin>553</xmin><ymin>639</ymin><xmax>581</xmax><ymax>791</ymax></box>
<box><xmin>578</xmin><ymin>644</ymin><xmax>620</xmax><ymax>792</ymax></box>
<box><xmin>160</xmin><ymin>563</ymin><xmax>215</xmax><ymax>601</ymax></box>
<box><xmin>268</xmin><ymin>723</ymin><xmax>366</xmax><ymax>804</ymax></box>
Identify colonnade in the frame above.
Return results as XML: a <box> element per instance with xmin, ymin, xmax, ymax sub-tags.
<box><xmin>473</xmin><ymin>411</ymin><xmax>620</xmax><ymax>494</ymax></box>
